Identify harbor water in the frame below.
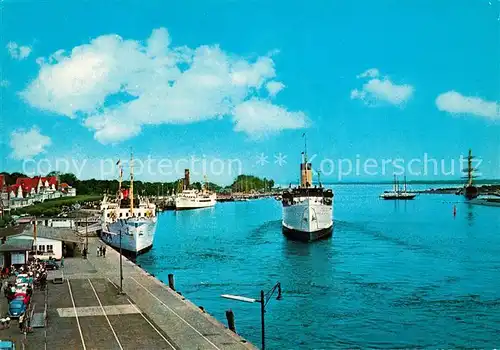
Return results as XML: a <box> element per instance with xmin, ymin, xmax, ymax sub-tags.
<box><xmin>137</xmin><ymin>184</ymin><xmax>500</xmax><ymax>349</ymax></box>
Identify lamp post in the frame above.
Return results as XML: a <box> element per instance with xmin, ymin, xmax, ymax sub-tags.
<box><xmin>222</xmin><ymin>282</ymin><xmax>282</xmax><ymax>350</ymax></box>
<box><xmin>118</xmin><ymin>226</ymin><xmax>124</xmax><ymax>295</ymax></box>
<box><xmin>85</xmin><ymin>214</ymin><xmax>88</xmax><ymax>254</ymax></box>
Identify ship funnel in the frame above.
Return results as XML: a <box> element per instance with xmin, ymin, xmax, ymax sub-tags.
<box><xmin>300</xmin><ymin>162</ymin><xmax>312</xmax><ymax>188</ymax></box>
<box><xmin>184</xmin><ymin>169</ymin><xmax>190</xmax><ymax>190</ymax></box>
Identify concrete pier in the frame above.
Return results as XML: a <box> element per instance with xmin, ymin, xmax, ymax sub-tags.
<box><xmin>6</xmin><ymin>237</ymin><xmax>256</xmax><ymax>349</ymax></box>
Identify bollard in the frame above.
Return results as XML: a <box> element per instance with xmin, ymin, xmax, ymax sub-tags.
<box><xmin>168</xmin><ymin>274</ymin><xmax>175</xmax><ymax>290</ymax></box>
<box><xmin>226</xmin><ymin>309</ymin><xmax>236</xmax><ymax>333</ymax></box>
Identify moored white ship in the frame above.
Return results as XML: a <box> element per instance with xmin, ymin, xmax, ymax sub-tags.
<box><xmin>175</xmin><ymin>170</ymin><xmax>216</xmax><ymax>210</ymax></box>
<box><xmin>282</xmin><ymin>139</ymin><xmax>334</xmax><ymax>242</ymax></box>
<box><xmin>175</xmin><ymin>189</ymin><xmax>216</xmax><ymax>209</ymax></box>
<box><xmin>100</xmin><ymin>155</ymin><xmax>157</xmax><ymax>254</ymax></box>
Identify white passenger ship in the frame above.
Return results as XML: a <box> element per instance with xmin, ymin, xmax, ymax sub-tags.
<box><xmin>175</xmin><ymin>176</ymin><xmax>216</xmax><ymax>210</ymax></box>
<box><xmin>282</xmin><ymin>140</ymin><xmax>334</xmax><ymax>242</ymax></box>
<box><xmin>100</xmin><ymin>155</ymin><xmax>157</xmax><ymax>254</ymax></box>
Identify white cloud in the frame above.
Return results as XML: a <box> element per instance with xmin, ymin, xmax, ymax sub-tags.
<box><xmin>6</xmin><ymin>42</ymin><xmax>32</xmax><ymax>60</ymax></box>
<box><xmin>9</xmin><ymin>127</ymin><xmax>51</xmax><ymax>160</ymax></box>
<box><xmin>357</xmin><ymin>68</ymin><xmax>379</xmax><ymax>79</ymax></box>
<box><xmin>266</xmin><ymin>81</ymin><xmax>285</xmax><ymax>97</ymax></box>
<box><xmin>233</xmin><ymin>99</ymin><xmax>308</xmax><ymax>137</ymax></box>
<box><xmin>351</xmin><ymin>69</ymin><xmax>414</xmax><ymax>106</ymax></box>
<box><xmin>435</xmin><ymin>91</ymin><xmax>499</xmax><ymax>120</ymax></box>
<box><xmin>21</xmin><ymin>28</ymin><xmax>306</xmax><ymax>143</ymax></box>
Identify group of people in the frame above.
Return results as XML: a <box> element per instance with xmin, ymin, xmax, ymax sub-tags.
<box><xmin>3</xmin><ymin>260</ymin><xmax>48</xmax><ymax>295</ymax></box>
<box><xmin>1</xmin><ymin>259</ymin><xmax>50</xmax><ymax>333</ymax></box>
<box><xmin>97</xmin><ymin>245</ymin><xmax>107</xmax><ymax>257</ymax></box>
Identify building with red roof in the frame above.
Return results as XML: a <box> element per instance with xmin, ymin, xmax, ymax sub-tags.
<box><xmin>3</xmin><ymin>175</ymin><xmax>76</xmax><ymax>209</ymax></box>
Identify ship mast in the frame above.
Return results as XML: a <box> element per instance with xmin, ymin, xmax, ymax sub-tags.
<box><xmin>303</xmin><ymin>132</ymin><xmax>308</xmax><ymax>164</ymax></box>
<box><xmin>130</xmin><ymin>152</ymin><xmax>134</xmax><ymax>216</ymax></box>
<box><xmin>118</xmin><ymin>162</ymin><xmax>123</xmax><ymax>200</ymax></box>
<box><xmin>467</xmin><ymin>148</ymin><xmax>473</xmax><ymax>187</ymax></box>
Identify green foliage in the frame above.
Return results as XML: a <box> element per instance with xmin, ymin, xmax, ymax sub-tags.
<box><xmin>230</xmin><ymin>175</ymin><xmax>274</xmax><ymax>192</ymax></box>
<box><xmin>0</xmin><ymin>172</ymin><xmax>27</xmax><ymax>185</ymax></box>
<box><xmin>11</xmin><ymin>195</ymin><xmax>102</xmax><ymax>217</ymax></box>
<box><xmin>1</xmin><ymin>172</ymin><xmax>275</xmax><ymax>198</ymax></box>
<box><xmin>191</xmin><ymin>181</ymin><xmax>221</xmax><ymax>191</ymax></box>
<box><xmin>0</xmin><ymin>214</ymin><xmax>14</xmax><ymax>228</ymax></box>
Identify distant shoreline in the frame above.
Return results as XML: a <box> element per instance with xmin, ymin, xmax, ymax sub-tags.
<box><xmin>280</xmin><ymin>179</ymin><xmax>500</xmax><ymax>186</ymax></box>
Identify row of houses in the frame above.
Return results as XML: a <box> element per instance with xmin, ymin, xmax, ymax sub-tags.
<box><xmin>0</xmin><ymin>174</ymin><xmax>77</xmax><ymax>213</ymax></box>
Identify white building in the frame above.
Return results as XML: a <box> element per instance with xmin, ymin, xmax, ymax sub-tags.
<box><xmin>4</xmin><ymin>176</ymin><xmax>76</xmax><ymax>210</ymax></box>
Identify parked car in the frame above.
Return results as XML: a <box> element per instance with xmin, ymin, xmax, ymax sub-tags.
<box><xmin>0</xmin><ymin>340</ymin><xmax>16</xmax><ymax>350</ymax></box>
<box><xmin>44</xmin><ymin>261</ymin><xmax>59</xmax><ymax>270</ymax></box>
<box><xmin>13</xmin><ymin>292</ymin><xmax>30</xmax><ymax>305</ymax></box>
<box><xmin>8</xmin><ymin>298</ymin><xmax>26</xmax><ymax>318</ymax></box>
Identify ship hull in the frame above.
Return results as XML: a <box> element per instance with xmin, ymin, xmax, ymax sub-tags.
<box><xmin>175</xmin><ymin>197</ymin><xmax>216</xmax><ymax>210</ymax></box>
<box><xmin>282</xmin><ymin>224</ymin><xmax>333</xmax><ymax>242</ymax></box>
<box><xmin>380</xmin><ymin>193</ymin><xmax>416</xmax><ymax>200</ymax></box>
<box><xmin>282</xmin><ymin>198</ymin><xmax>333</xmax><ymax>242</ymax></box>
<box><xmin>100</xmin><ymin>218</ymin><xmax>157</xmax><ymax>255</ymax></box>
<box><xmin>464</xmin><ymin>186</ymin><xmax>479</xmax><ymax>200</ymax></box>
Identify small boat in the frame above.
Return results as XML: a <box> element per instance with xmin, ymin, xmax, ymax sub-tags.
<box><xmin>380</xmin><ymin>175</ymin><xmax>416</xmax><ymax>200</ymax></box>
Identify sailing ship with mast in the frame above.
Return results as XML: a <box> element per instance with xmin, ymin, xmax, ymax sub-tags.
<box><xmin>380</xmin><ymin>175</ymin><xmax>416</xmax><ymax>200</ymax></box>
<box><xmin>100</xmin><ymin>153</ymin><xmax>157</xmax><ymax>254</ymax></box>
<box><xmin>460</xmin><ymin>149</ymin><xmax>500</xmax><ymax>206</ymax></box>
<box><xmin>175</xmin><ymin>169</ymin><xmax>216</xmax><ymax>210</ymax></box>
<box><xmin>462</xmin><ymin>149</ymin><xmax>479</xmax><ymax>200</ymax></box>
<box><xmin>281</xmin><ymin>134</ymin><xmax>334</xmax><ymax>242</ymax></box>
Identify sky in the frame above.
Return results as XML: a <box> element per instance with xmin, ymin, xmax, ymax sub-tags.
<box><xmin>0</xmin><ymin>0</ymin><xmax>499</xmax><ymax>185</ymax></box>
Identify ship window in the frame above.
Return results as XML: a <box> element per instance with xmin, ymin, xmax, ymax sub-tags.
<box><xmin>107</xmin><ymin>213</ymin><xmax>110</xmax><ymax>217</ymax></box>
<box><xmin>135</xmin><ymin>223</ymin><xmax>138</xmax><ymax>228</ymax></box>
<box><xmin>120</xmin><ymin>213</ymin><xmax>123</xmax><ymax>217</ymax></box>
<box><xmin>126</xmin><ymin>213</ymin><xmax>129</xmax><ymax>217</ymax></box>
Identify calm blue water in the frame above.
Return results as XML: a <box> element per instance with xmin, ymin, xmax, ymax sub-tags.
<box><xmin>137</xmin><ymin>184</ymin><xmax>500</xmax><ymax>349</ymax></box>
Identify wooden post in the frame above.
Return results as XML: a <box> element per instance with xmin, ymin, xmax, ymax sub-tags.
<box><xmin>260</xmin><ymin>290</ymin><xmax>265</xmax><ymax>350</ymax></box>
<box><xmin>225</xmin><ymin>309</ymin><xmax>236</xmax><ymax>333</ymax></box>
<box><xmin>168</xmin><ymin>274</ymin><xmax>175</xmax><ymax>290</ymax></box>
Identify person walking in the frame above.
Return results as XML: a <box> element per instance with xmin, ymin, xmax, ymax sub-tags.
<box><xmin>60</xmin><ymin>256</ymin><xmax>64</xmax><ymax>268</ymax></box>
<box><xmin>103</xmin><ymin>246</ymin><xmax>106</xmax><ymax>257</ymax></box>
<box><xmin>19</xmin><ymin>314</ymin><xmax>24</xmax><ymax>334</ymax></box>
<box><xmin>97</xmin><ymin>246</ymin><xmax>100</xmax><ymax>257</ymax></box>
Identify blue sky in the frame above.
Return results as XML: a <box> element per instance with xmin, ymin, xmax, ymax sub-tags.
<box><xmin>1</xmin><ymin>0</ymin><xmax>499</xmax><ymax>184</ymax></box>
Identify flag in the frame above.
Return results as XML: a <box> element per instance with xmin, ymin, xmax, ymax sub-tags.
<box><xmin>116</xmin><ymin>160</ymin><xmax>121</xmax><ymax>165</ymax></box>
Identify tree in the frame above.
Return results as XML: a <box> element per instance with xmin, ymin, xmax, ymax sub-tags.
<box><xmin>1</xmin><ymin>172</ymin><xmax>27</xmax><ymax>185</ymax></box>
<box><xmin>59</xmin><ymin>173</ymin><xmax>78</xmax><ymax>186</ymax></box>
<box><xmin>230</xmin><ymin>175</ymin><xmax>275</xmax><ymax>192</ymax></box>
